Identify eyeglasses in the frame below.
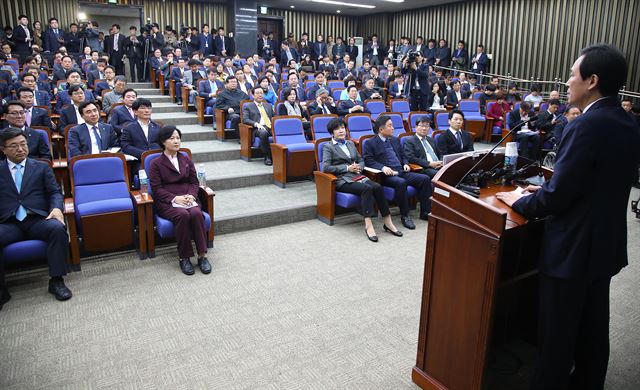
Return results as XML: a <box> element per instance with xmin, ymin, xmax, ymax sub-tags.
<box><xmin>4</xmin><ymin>142</ymin><xmax>28</xmax><ymax>150</ymax></box>
<box><xmin>7</xmin><ymin>110</ymin><xmax>26</xmax><ymax>116</ymax></box>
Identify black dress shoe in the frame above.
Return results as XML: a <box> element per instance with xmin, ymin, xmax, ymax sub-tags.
<box><xmin>264</xmin><ymin>156</ymin><xmax>273</xmax><ymax>166</ymax></box>
<box><xmin>0</xmin><ymin>287</ymin><xmax>11</xmax><ymax>310</ymax></box>
<box><xmin>383</xmin><ymin>224</ymin><xmax>403</xmax><ymax>237</ymax></box>
<box><xmin>419</xmin><ymin>213</ymin><xmax>429</xmax><ymax>221</ymax></box>
<box><xmin>401</xmin><ymin>216</ymin><xmax>416</xmax><ymax>230</ymax></box>
<box><xmin>197</xmin><ymin>257</ymin><xmax>212</xmax><ymax>274</ymax></box>
<box><xmin>365</xmin><ymin>229</ymin><xmax>378</xmax><ymax>242</ymax></box>
<box><xmin>179</xmin><ymin>258</ymin><xmax>195</xmax><ymax>275</ymax></box>
<box><xmin>48</xmin><ymin>279</ymin><xmax>72</xmax><ymax>301</ymax></box>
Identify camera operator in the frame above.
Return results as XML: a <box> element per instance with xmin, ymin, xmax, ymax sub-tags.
<box><xmin>124</xmin><ymin>26</ymin><xmax>144</xmax><ymax>82</ymax></box>
<box><xmin>84</xmin><ymin>21</ymin><xmax>101</xmax><ymax>52</ymax></box>
<box><xmin>149</xmin><ymin>23</ymin><xmax>164</xmax><ymax>52</ymax></box>
<box><xmin>183</xmin><ymin>27</ymin><xmax>200</xmax><ymax>56</ymax></box>
<box><xmin>401</xmin><ymin>51</ymin><xmax>430</xmax><ymax>111</ymax></box>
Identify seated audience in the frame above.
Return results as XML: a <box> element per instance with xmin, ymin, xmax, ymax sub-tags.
<box><xmin>234</xmin><ymin>68</ymin><xmax>251</xmax><ymax>95</ymax></box>
<box><xmin>170</xmin><ymin>58</ymin><xmax>188</xmax><ymax>104</ymax></box>
<box><xmin>338</xmin><ymin>86</ymin><xmax>370</xmax><ymax>116</ymax></box>
<box><xmin>257</xmin><ymin>76</ymin><xmax>277</xmax><ymax>105</ymax></box>
<box><xmin>363</xmin><ymin>115</ymin><xmax>432</xmax><ymax>230</ymax></box>
<box><xmin>402</xmin><ymin>117</ymin><xmax>443</xmax><ymax>178</ymax></box>
<box><xmin>19</xmin><ymin>72</ymin><xmax>51</xmax><ymax>110</ymax></box>
<box><xmin>505</xmin><ymin>83</ymin><xmax>522</xmax><ymax>106</ymax></box>
<box><xmin>446</xmin><ymin>81</ymin><xmax>468</xmax><ymax>108</ymax></box>
<box><xmin>427</xmin><ymin>82</ymin><xmax>446</xmax><ymax>111</ymax></box>
<box><xmin>16</xmin><ymin>87</ymin><xmax>53</xmax><ymax>130</ymax></box>
<box><xmin>55</xmin><ymin>71</ymin><xmax>93</xmax><ymax>114</ymax></box>
<box><xmin>322</xmin><ymin>117</ymin><xmax>402</xmax><ymax>241</ymax></box>
<box><xmin>524</xmin><ymin>86</ymin><xmax>543</xmax><ymax>109</ymax></box>
<box><xmin>339</xmin><ymin>76</ymin><xmax>361</xmax><ymax>102</ymax></box>
<box><xmin>51</xmin><ymin>55</ymin><xmax>78</xmax><ymax>85</ymax></box>
<box><xmin>486</xmin><ymin>92</ymin><xmax>511</xmax><ymax>128</ymax></box>
<box><xmin>109</xmin><ymin>88</ymin><xmax>137</xmax><ymax>137</ymax></box>
<box><xmin>360</xmin><ymin>77</ymin><xmax>385</xmax><ymax>101</ymax></box>
<box><xmin>0</xmin><ymin>127</ymin><xmax>72</xmax><ymax>304</ymax></box>
<box><xmin>102</xmin><ymin>76</ymin><xmax>126</xmax><ymax>115</ymax></box>
<box><xmin>215</xmin><ymin>76</ymin><xmax>250</xmax><ymax>132</ymax></box>
<box><xmin>59</xmin><ymin>84</ymin><xmax>87</xmax><ymax>129</ymax></box>
<box><xmin>478</xmin><ymin>84</ymin><xmax>496</xmax><ymax>114</ymax></box>
<box><xmin>183</xmin><ymin>59</ymin><xmax>206</xmax><ymax>104</ymax></box>
<box><xmin>307</xmin><ymin>71</ymin><xmax>328</xmax><ymax>100</ymax></box>
<box><xmin>198</xmin><ymin>69</ymin><xmax>224</xmax><ymax>110</ymax></box>
<box><xmin>242</xmin><ymin>86</ymin><xmax>275</xmax><ymax>166</ymax></box>
<box><xmin>67</xmin><ymin>101</ymin><xmax>118</xmax><ymax>158</ymax></box>
<box><xmin>94</xmin><ymin>65</ymin><xmax>116</xmax><ymax>100</ymax></box>
<box><xmin>148</xmin><ymin>126</ymin><xmax>211</xmax><ymax>276</ymax></box>
<box><xmin>1</xmin><ymin>101</ymin><xmax>50</xmax><ymax>160</ymax></box>
<box><xmin>278</xmin><ymin>87</ymin><xmax>311</xmax><ymax>139</ymax></box>
<box><xmin>436</xmin><ymin>109</ymin><xmax>475</xmax><ymax>155</ymax></box>
<box><xmin>388</xmin><ymin>76</ymin><xmax>407</xmax><ymax>99</ymax></box>
<box><xmin>308</xmin><ymin>88</ymin><xmax>338</xmax><ymax>115</ymax></box>
<box><xmin>552</xmin><ymin>104</ymin><xmax>582</xmax><ymax>146</ymax></box>
<box><xmin>507</xmin><ymin>101</ymin><xmax>540</xmax><ymax>160</ymax></box>
<box><xmin>121</xmin><ymin>98</ymin><xmax>161</xmax><ymax>160</ymax></box>
<box><xmin>535</xmin><ymin>98</ymin><xmax>562</xmax><ymax>140</ymax></box>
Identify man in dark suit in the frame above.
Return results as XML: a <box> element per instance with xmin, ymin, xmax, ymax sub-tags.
<box><xmin>124</xmin><ymin>26</ymin><xmax>144</xmax><ymax>83</ymax></box>
<box><xmin>149</xmin><ymin>24</ymin><xmax>164</xmax><ymax>52</ymax></box>
<box><xmin>401</xmin><ymin>52</ymin><xmax>431</xmax><ymax>111</ymax></box>
<box><xmin>42</xmin><ymin>18</ymin><xmax>64</xmax><ymax>53</ymax></box>
<box><xmin>435</xmin><ymin>39</ymin><xmax>451</xmax><ymax>69</ymax></box>
<box><xmin>52</xmin><ymin>55</ymin><xmax>78</xmax><ymax>85</ymax></box>
<box><xmin>0</xmin><ymin>127</ymin><xmax>72</xmax><ymax>306</ymax></box>
<box><xmin>199</xmin><ymin>24</ymin><xmax>215</xmax><ymax>56</ymax></box>
<box><xmin>68</xmin><ymin>101</ymin><xmax>119</xmax><ymax>158</ymax></box>
<box><xmin>436</xmin><ymin>109</ymin><xmax>474</xmax><ymax>155</ymax></box>
<box><xmin>535</xmin><ymin>98</ymin><xmax>562</xmax><ymax>142</ymax></box>
<box><xmin>312</xmin><ymin>34</ymin><xmax>327</xmax><ymax>62</ymax></box>
<box><xmin>58</xmin><ymin>85</ymin><xmax>87</xmax><ymax>130</ymax></box>
<box><xmin>87</xmin><ymin>59</ymin><xmax>107</xmax><ymax>89</ymax></box>
<box><xmin>12</xmin><ymin>15</ymin><xmax>33</xmax><ymax>63</ymax></box>
<box><xmin>403</xmin><ymin>117</ymin><xmax>443</xmax><ymax>178</ymax></box>
<box><xmin>507</xmin><ymin>101</ymin><xmax>541</xmax><ymax>160</ymax></box>
<box><xmin>363</xmin><ymin>115</ymin><xmax>432</xmax><ymax>229</ymax></box>
<box><xmin>279</xmin><ymin>42</ymin><xmax>299</xmax><ymax>67</ymax></box>
<box><xmin>215</xmin><ymin>75</ymin><xmax>249</xmax><ymax>133</ymax></box>
<box><xmin>214</xmin><ymin>27</ymin><xmax>233</xmax><ymax>57</ymax></box>
<box><xmin>337</xmin><ymin>86</ymin><xmax>371</xmax><ymax>117</ymax></box>
<box><xmin>364</xmin><ymin>35</ymin><xmax>384</xmax><ymax>66</ymax></box>
<box><xmin>242</xmin><ymin>86</ymin><xmax>275</xmax><ymax>165</ymax></box>
<box><xmin>16</xmin><ymin>88</ymin><xmax>54</xmax><ymax>131</ymax></box>
<box><xmin>425</xmin><ymin>39</ymin><xmax>437</xmax><ymax>66</ymax></box>
<box><xmin>451</xmin><ymin>40</ymin><xmax>469</xmax><ymax>71</ymax></box>
<box><xmin>105</xmin><ymin>24</ymin><xmax>126</xmax><ymax>75</ymax></box>
<box><xmin>413</xmin><ymin>36</ymin><xmax>427</xmax><ymax>57</ymax></box>
<box><xmin>63</xmin><ymin>23</ymin><xmax>82</xmax><ymax>54</ymax></box>
<box><xmin>470</xmin><ymin>44</ymin><xmax>489</xmax><ymax>76</ymax></box>
<box><xmin>2</xmin><ymin>101</ymin><xmax>50</xmax><ymax>161</ymax></box>
<box><xmin>121</xmin><ymin>98</ymin><xmax>161</xmax><ymax>160</ymax></box>
<box><xmin>109</xmin><ymin>88</ymin><xmax>137</xmax><ymax>137</ymax></box>
<box><xmin>199</xmin><ymin>69</ymin><xmax>223</xmax><ymax>110</ymax></box>
<box><xmin>308</xmin><ymin>88</ymin><xmax>338</xmax><ymax>115</ymax></box>
<box><xmin>497</xmin><ymin>44</ymin><xmax>640</xmax><ymax>390</ymax></box>
<box><xmin>446</xmin><ymin>80</ymin><xmax>469</xmax><ymax>108</ymax></box>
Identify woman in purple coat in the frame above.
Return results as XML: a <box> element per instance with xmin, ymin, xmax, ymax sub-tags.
<box><xmin>149</xmin><ymin>126</ymin><xmax>211</xmax><ymax>275</ymax></box>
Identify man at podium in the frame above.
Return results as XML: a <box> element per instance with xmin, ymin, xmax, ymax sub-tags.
<box><xmin>497</xmin><ymin>45</ymin><xmax>640</xmax><ymax>390</ymax></box>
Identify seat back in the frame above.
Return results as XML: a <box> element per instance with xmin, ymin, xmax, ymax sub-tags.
<box><xmin>472</xmin><ymin>91</ymin><xmax>483</xmax><ymax>100</ymax></box>
<box><xmin>365</xmin><ymin>100</ymin><xmax>387</xmax><ymax>120</ymax></box>
<box><xmin>486</xmin><ymin>101</ymin><xmax>496</xmax><ymax>117</ymax></box>
<box><xmin>70</xmin><ymin>154</ymin><xmax>130</xmax><ymax>207</ymax></box>
<box><xmin>435</xmin><ymin>112</ymin><xmax>450</xmax><ymax>130</ymax></box>
<box><xmin>272</xmin><ymin>116</ymin><xmax>307</xmax><ymax>145</ymax></box>
<box><xmin>409</xmin><ymin>112</ymin><xmax>431</xmax><ymax>132</ymax></box>
<box><xmin>459</xmin><ymin>99</ymin><xmax>481</xmax><ymax>115</ymax></box>
<box><xmin>328</xmin><ymin>81</ymin><xmax>343</xmax><ymax>90</ymax></box>
<box><xmin>398</xmin><ymin>132</ymin><xmax>414</xmax><ymax>148</ymax></box>
<box><xmin>141</xmin><ymin>148</ymin><xmax>193</xmax><ymax>197</ymax></box>
<box><xmin>346</xmin><ymin>114</ymin><xmax>373</xmax><ymax>141</ymax></box>
<box><xmin>332</xmin><ymin>88</ymin><xmax>344</xmax><ymax>101</ymax></box>
<box><xmin>390</xmin><ymin>99</ymin><xmax>410</xmax><ymax>114</ymax></box>
<box><xmin>539</xmin><ymin>102</ymin><xmax>549</xmax><ymax>112</ymax></box>
<box><xmin>311</xmin><ymin>114</ymin><xmax>337</xmax><ymax>140</ymax></box>
<box><xmin>315</xmin><ymin>138</ymin><xmax>332</xmax><ymax>172</ymax></box>
<box><xmin>386</xmin><ymin>112</ymin><xmax>406</xmax><ymax>136</ymax></box>
<box><xmin>359</xmin><ymin>134</ymin><xmax>376</xmax><ymax>154</ymax></box>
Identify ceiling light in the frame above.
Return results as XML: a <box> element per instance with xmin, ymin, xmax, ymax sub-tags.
<box><xmin>310</xmin><ymin>0</ymin><xmax>376</xmax><ymax>9</ymax></box>
<box><xmin>336</xmin><ymin>10</ymin><xmax>341</xmax><ymax>13</ymax></box>
<box><xmin>384</xmin><ymin>0</ymin><xmax>405</xmax><ymax>3</ymax></box>
<box><xmin>290</xmin><ymin>5</ymin><xmax>295</xmax><ymax>8</ymax></box>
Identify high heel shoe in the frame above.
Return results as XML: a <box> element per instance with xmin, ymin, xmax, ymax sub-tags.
<box><xmin>365</xmin><ymin>229</ymin><xmax>378</xmax><ymax>242</ymax></box>
<box><xmin>383</xmin><ymin>225</ymin><xmax>403</xmax><ymax>237</ymax></box>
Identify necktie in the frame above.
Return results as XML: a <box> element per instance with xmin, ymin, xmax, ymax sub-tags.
<box><xmin>128</xmin><ymin>107</ymin><xmax>134</xmax><ymax>118</ymax></box>
<box><xmin>13</xmin><ymin>164</ymin><xmax>27</xmax><ymax>221</ymax></box>
<box><xmin>221</xmin><ymin>37</ymin><xmax>225</xmax><ymax>52</ymax></box>
<box><xmin>92</xmin><ymin>125</ymin><xmax>103</xmax><ymax>151</ymax></box>
<box><xmin>323</xmin><ymin>104</ymin><xmax>329</xmax><ymax>114</ymax></box>
<box><xmin>25</xmin><ymin>109</ymin><xmax>31</xmax><ymax>127</ymax></box>
<box><xmin>210</xmin><ymin>81</ymin><xmax>217</xmax><ymax>93</ymax></box>
<box><xmin>114</xmin><ymin>34</ymin><xmax>118</xmax><ymax>51</ymax></box>
<box><xmin>55</xmin><ymin>29</ymin><xmax>58</xmax><ymax>36</ymax></box>
<box><xmin>421</xmin><ymin>137</ymin><xmax>438</xmax><ymax>161</ymax></box>
<box><xmin>455</xmin><ymin>131</ymin><xmax>463</xmax><ymax>149</ymax></box>
<box><xmin>256</xmin><ymin>104</ymin><xmax>271</xmax><ymax>128</ymax></box>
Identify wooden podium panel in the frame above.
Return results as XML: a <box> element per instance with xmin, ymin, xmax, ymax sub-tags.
<box><xmin>412</xmin><ymin>153</ymin><xmax>550</xmax><ymax>390</ymax></box>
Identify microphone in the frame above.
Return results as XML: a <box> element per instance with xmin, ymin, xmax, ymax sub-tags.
<box><xmin>454</xmin><ymin>115</ymin><xmax>538</xmax><ymax>190</ymax></box>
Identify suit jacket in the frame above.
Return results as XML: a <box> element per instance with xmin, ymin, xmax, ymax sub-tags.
<box><xmin>388</xmin><ymin>82</ymin><xmax>407</xmax><ymax>98</ymax></box>
<box><xmin>322</xmin><ymin>140</ymin><xmax>365</xmax><ymax>188</ymax></box>
<box><xmin>345</xmin><ymin>45</ymin><xmax>358</xmax><ymax>59</ymax></box>
<box><xmin>363</xmin><ymin>135</ymin><xmax>407</xmax><ymax>170</ymax></box>
<box><xmin>198</xmin><ymin>79</ymin><xmax>223</xmax><ymax>100</ymax></box>
<box><xmin>280</xmin><ymin>47</ymin><xmax>299</xmax><ymax>66</ymax></box>
<box><xmin>337</xmin><ymin>99</ymin><xmax>370</xmax><ymax>117</ymax></box>
<box><xmin>149</xmin><ymin>57</ymin><xmax>165</xmax><ymax>73</ymax></box>
<box><xmin>451</xmin><ymin>48</ymin><xmax>469</xmax><ymax>68</ymax></box>
<box><xmin>242</xmin><ymin>101</ymin><xmax>274</xmax><ymax>128</ymax></box>
<box><xmin>471</xmin><ymin>52</ymin><xmax>489</xmax><ymax>73</ymax></box>
<box><xmin>446</xmin><ymin>89</ymin><xmax>468</xmax><ymax>107</ymax></box>
<box><xmin>170</xmin><ymin>66</ymin><xmax>187</xmax><ymax>82</ymax></box>
<box><xmin>215</xmin><ymin>35</ymin><xmax>234</xmax><ymax>56</ymax></box>
<box><xmin>425</xmin><ymin>46</ymin><xmax>437</xmax><ymax>66</ymax></box>
<box><xmin>150</xmin><ymin>32</ymin><xmax>164</xmax><ymax>51</ymax></box>
<box><xmin>0</xmin><ymin>158</ymin><xmax>62</xmax><ymax>223</ymax></box>
<box><xmin>312</xmin><ymin>41</ymin><xmax>327</xmax><ymax>60</ymax></box>
<box><xmin>513</xmin><ymin>96</ymin><xmax>640</xmax><ymax>279</ymax></box>
<box><xmin>401</xmin><ymin>63</ymin><xmax>431</xmax><ymax>95</ymax></box>
<box><xmin>507</xmin><ymin>109</ymin><xmax>536</xmax><ymax>133</ymax></box>
<box><xmin>199</xmin><ymin>33</ymin><xmax>214</xmax><ymax>56</ymax></box>
<box><xmin>307</xmin><ymin>102</ymin><xmax>337</xmax><ymax>116</ymax></box>
<box><xmin>63</xmin><ymin>31</ymin><xmax>82</xmax><ymax>53</ymax></box>
<box><xmin>12</xmin><ymin>25</ymin><xmax>33</xmax><ymax>55</ymax></box>
<box><xmin>215</xmin><ymin>88</ymin><xmax>249</xmax><ymax>112</ymax></box>
<box><xmin>403</xmin><ymin>134</ymin><xmax>442</xmax><ymax>169</ymax></box>
<box><xmin>43</xmin><ymin>28</ymin><xmax>64</xmax><ymax>53</ymax></box>
<box><xmin>108</xmin><ymin>104</ymin><xmax>136</xmax><ymax>136</ymax></box>
<box><xmin>184</xmin><ymin>69</ymin><xmax>206</xmax><ymax>87</ymax></box>
<box><xmin>436</xmin><ymin>129</ymin><xmax>474</xmax><ymax>155</ymax></box>
<box><xmin>102</xmin><ymin>91</ymin><xmax>123</xmax><ymax>115</ymax></box>
<box><xmin>87</xmin><ymin>70</ymin><xmax>105</xmax><ymax>88</ymax></box>
<box><xmin>332</xmin><ymin>43</ymin><xmax>347</xmax><ymax>59</ymax></box>
<box><xmin>94</xmin><ymin>81</ymin><xmax>113</xmax><ymax>99</ymax></box>
<box><xmin>55</xmin><ymin>90</ymin><xmax>94</xmax><ymax>114</ymax></box>
<box><xmin>148</xmin><ymin>152</ymin><xmax>199</xmax><ymax>216</ymax></box>
<box><xmin>67</xmin><ymin>122</ymin><xmax>119</xmax><ymax>158</ymax></box>
<box><xmin>121</xmin><ymin>120</ymin><xmax>161</xmax><ymax>159</ymax></box>
<box><xmin>105</xmin><ymin>33</ymin><xmax>126</xmax><ymax>56</ymax></box>
<box><xmin>124</xmin><ymin>35</ymin><xmax>144</xmax><ymax>59</ymax></box>
<box><xmin>435</xmin><ymin>46</ymin><xmax>452</xmax><ymax>67</ymax></box>
<box><xmin>338</xmin><ymin>67</ymin><xmax>357</xmax><ymax>80</ymax></box>
<box><xmin>59</xmin><ymin>105</ymin><xmax>81</xmax><ymax>129</ymax></box>
<box><xmin>34</xmin><ymin>90</ymin><xmax>52</xmax><ymax>109</ymax></box>
<box><xmin>28</xmin><ymin>107</ymin><xmax>54</xmax><ymax>130</ymax></box>
<box><xmin>535</xmin><ymin>110</ymin><xmax>560</xmax><ymax>132</ymax></box>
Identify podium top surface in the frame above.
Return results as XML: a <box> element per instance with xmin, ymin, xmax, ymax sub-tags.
<box><xmin>478</xmin><ymin>183</ymin><xmax>528</xmax><ymax>229</ymax></box>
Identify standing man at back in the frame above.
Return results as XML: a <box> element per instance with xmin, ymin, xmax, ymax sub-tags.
<box><xmin>497</xmin><ymin>44</ymin><xmax>640</xmax><ymax>390</ymax></box>
<box><xmin>106</xmin><ymin>24</ymin><xmax>126</xmax><ymax>75</ymax></box>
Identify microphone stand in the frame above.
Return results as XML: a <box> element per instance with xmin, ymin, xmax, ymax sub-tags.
<box><xmin>454</xmin><ymin>115</ymin><xmax>538</xmax><ymax>194</ymax></box>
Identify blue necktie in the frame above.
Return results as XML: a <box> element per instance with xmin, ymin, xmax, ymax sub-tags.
<box><xmin>456</xmin><ymin>131</ymin><xmax>463</xmax><ymax>149</ymax></box>
<box><xmin>92</xmin><ymin>125</ymin><xmax>103</xmax><ymax>151</ymax></box>
<box><xmin>14</xmin><ymin>164</ymin><xmax>27</xmax><ymax>221</ymax></box>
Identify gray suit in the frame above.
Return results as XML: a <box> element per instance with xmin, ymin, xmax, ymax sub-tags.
<box><xmin>242</xmin><ymin>102</ymin><xmax>275</xmax><ymax>155</ymax></box>
<box><xmin>102</xmin><ymin>91</ymin><xmax>123</xmax><ymax>115</ymax></box>
<box><xmin>184</xmin><ymin>69</ymin><xmax>206</xmax><ymax>102</ymax></box>
<box><xmin>321</xmin><ymin>139</ymin><xmax>389</xmax><ymax>217</ymax></box>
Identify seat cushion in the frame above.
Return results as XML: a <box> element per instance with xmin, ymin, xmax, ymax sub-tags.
<box><xmin>335</xmin><ymin>192</ymin><xmax>360</xmax><ymax>209</ymax></box>
<box><xmin>287</xmin><ymin>143</ymin><xmax>314</xmax><ymax>153</ymax></box>
<box><xmin>155</xmin><ymin>211</ymin><xmax>211</xmax><ymax>239</ymax></box>
<box><xmin>76</xmin><ymin>198</ymin><xmax>133</xmax><ymax>217</ymax></box>
<box><xmin>464</xmin><ymin>115</ymin><xmax>486</xmax><ymax>121</ymax></box>
<box><xmin>383</xmin><ymin>185</ymin><xmax>417</xmax><ymax>201</ymax></box>
<box><xmin>492</xmin><ymin>126</ymin><xmax>502</xmax><ymax>135</ymax></box>
<box><xmin>1</xmin><ymin>240</ymin><xmax>48</xmax><ymax>264</ymax></box>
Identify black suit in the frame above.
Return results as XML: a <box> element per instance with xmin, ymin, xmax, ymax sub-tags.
<box><xmin>59</xmin><ymin>105</ymin><xmax>80</xmax><ymax>130</ymax></box>
<box><xmin>402</xmin><ymin>134</ymin><xmax>442</xmax><ymax>178</ymax></box>
<box><xmin>105</xmin><ymin>33</ymin><xmax>126</xmax><ymax>75</ymax></box>
<box><xmin>337</xmin><ymin>99</ymin><xmax>370</xmax><ymax>117</ymax></box>
<box><xmin>0</xmin><ymin>158</ymin><xmax>69</xmax><ymax>298</ymax></box>
<box><xmin>67</xmin><ymin>123</ymin><xmax>119</xmax><ymax>158</ymax></box>
<box><xmin>0</xmin><ymin>127</ymin><xmax>51</xmax><ymax>161</ymax></box>
<box><xmin>507</xmin><ymin>108</ymin><xmax>541</xmax><ymax>160</ymax></box>
<box><xmin>436</xmin><ymin>129</ymin><xmax>474</xmax><ymax>155</ymax></box>
<box><xmin>308</xmin><ymin>102</ymin><xmax>337</xmax><ymax>116</ymax></box>
<box><xmin>402</xmin><ymin>63</ymin><xmax>431</xmax><ymax>111</ymax></box>
<box><xmin>12</xmin><ymin>25</ymin><xmax>33</xmax><ymax>61</ymax></box>
<box><xmin>512</xmin><ymin>96</ymin><xmax>640</xmax><ymax>389</ymax></box>
<box><xmin>28</xmin><ymin>107</ymin><xmax>54</xmax><ymax>130</ymax></box>
<box><xmin>124</xmin><ymin>35</ymin><xmax>144</xmax><ymax>82</ymax></box>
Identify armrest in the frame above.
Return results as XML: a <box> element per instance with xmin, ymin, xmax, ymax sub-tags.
<box><xmin>313</xmin><ymin>171</ymin><xmax>337</xmax><ymax>183</ymax></box>
<box><xmin>197</xmin><ymin>186</ymin><xmax>215</xmax><ymax>214</ymax></box>
<box><xmin>63</xmin><ymin>198</ymin><xmax>75</xmax><ymax>215</ymax></box>
<box><xmin>196</xmin><ymin>97</ymin><xmax>205</xmax><ymax>123</ymax></box>
<box><xmin>131</xmin><ymin>190</ymin><xmax>154</xmax><ymax>205</ymax></box>
<box><xmin>270</xmin><ymin>143</ymin><xmax>288</xmax><ymax>185</ymax></box>
<box><xmin>364</xmin><ymin>167</ymin><xmax>383</xmax><ymax>182</ymax></box>
<box><xmin>409</xmin><ymin>163</ymin><xmax>423</xmax><ymax>172</ymax></box>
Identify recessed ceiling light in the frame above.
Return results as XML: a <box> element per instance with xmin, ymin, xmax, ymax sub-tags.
<box><xmin>337</xmin><ymin>10</ymin><xmax>341</xmax><ymax>13</ymax></box>
<box><xmin>290</xmin><ymin>5</ymin><xmax>295</xmax><ymax>8</ymax></box>
<box><xmin>311</xmin><ymin>0</ymin><xmax>376</xmax><ymax>9</ymax></box>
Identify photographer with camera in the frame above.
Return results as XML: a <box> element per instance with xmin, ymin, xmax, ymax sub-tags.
<box><xmin>401</xmin><ymin>51</ymin><xmax>430</xmax><ymax>111</ymax></box>
<box><xmin>83</xmin><ymin>21</ymin><xmax>101</xmax><ymax>53</ymax></box>
<box><xmin>124</xmin><ymin>26</ymin><xmax>144</xmax><ymax>82</ymax></box>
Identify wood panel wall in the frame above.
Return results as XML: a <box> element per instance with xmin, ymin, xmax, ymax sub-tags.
<box><xmin>266</xmin><ymin>8</ymin><xmax>357</xmax><ymax>42</ymax></box>
<box><xmin>357</xmin><ymin>0</ymin><xmax>640</xmax><ymax>91</ymax></box>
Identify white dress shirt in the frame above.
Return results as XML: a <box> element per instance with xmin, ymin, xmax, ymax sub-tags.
<box><xmin>138</xmin><ymin>120</ymin><xmax>150</xmax><ymax>140</ymax></box>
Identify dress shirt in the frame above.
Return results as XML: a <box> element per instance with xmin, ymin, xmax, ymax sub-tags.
<box><xmin>417</xmin><ymin>134</ymin><xmax>438</xmax><ymax>162</ymax></box>
<box><xmin>332</xmin><ymin>138</ymin><xmax>351</xmax><ymax>161</ymax></box>
<box><xmin>7</xmin><ymin>159</ymin><xmax>26</xmax><ymax>182</ymax></box>
<box><xmin>167</xmin><ymin>153</ymin><xmax>180</xmax><ymax>172</ymax></box>
<box><xmin>449</xmin><ymin>128</ymin><xmax>463</xmax><ymax>148</ymax></box>
<box><xmin>582</xmin><ymin>97</ymin><xmax>607</xmax><ymax>114</ymax></box>
<box><xmin>74</xmin><ymin>105</ymin><xmax>86</xmax><ymax>125</ymax></box>
<box><xmin>113</xmin><ymin>33</ymin><xmax>119</xmax><ymax>51</ymax></box>
<box><xmin>25</xmin><ymin>107</ymin><xmax>32</xmax><ymax>127</ymax></box>
<box><xmin>88</xmin><ymin>124</ymin><xmax>102</xmax><ymax>154</ymax></box>
<box><xmin>138</xmin><ymin>119</ymin><xmax>150</xmax><ymax>140</ymax></box>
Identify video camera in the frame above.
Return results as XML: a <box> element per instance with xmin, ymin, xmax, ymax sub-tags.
<box><xmin>407</xmin><ymin>50</ymin><xmax>419</xmax><ymax>64</ymax></box>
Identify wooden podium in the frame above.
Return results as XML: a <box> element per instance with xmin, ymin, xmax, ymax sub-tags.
<box><xmin>412</xmin><ymin>152</ymin><xmax>552</xmax><ymax>390</ymax></box>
